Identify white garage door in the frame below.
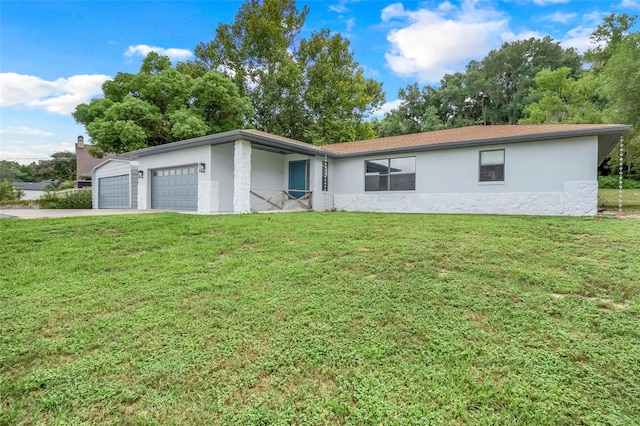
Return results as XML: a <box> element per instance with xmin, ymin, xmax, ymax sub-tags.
<box><xmin>98</xmin><ymin>175</ymin><xmax>130</xmax><ymax>209</ymax></box>
<box><xmin>151</xmin><ymin>165</ymin><xmax>198</xmax><ymax>211</ymax></box>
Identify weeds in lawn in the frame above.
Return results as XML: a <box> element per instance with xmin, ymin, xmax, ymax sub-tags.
<box><xmin>1</xmin><ymin>213</ymin><xmax>639</xmax><ymax>424</ymax></box>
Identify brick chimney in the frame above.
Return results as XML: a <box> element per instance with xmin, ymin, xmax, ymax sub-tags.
<box><xmin>76</xmin><ymin>135</ymin><xmax>85</xmax><ymax>149</ymax></box>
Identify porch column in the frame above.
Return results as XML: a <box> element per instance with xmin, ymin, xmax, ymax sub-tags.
<box><xmin>233</xmin><ymin>139</ymin><xmax>252</xmax><ymax>213</ymax></box>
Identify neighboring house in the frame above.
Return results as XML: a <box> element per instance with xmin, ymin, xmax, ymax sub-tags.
<box><xmin>93</xmin><ymin>124</ymin><xmax>629</xmax><ymax>216</ymax></box>
<box><xmin>12</xmin><ymin>180</ymin><xmax>56</xmax><ymax>200</ymax></box>
<box><xmin>75</xmin><ymin>136</ymin><xmax>120</xmax><ymax>188</ymax></box>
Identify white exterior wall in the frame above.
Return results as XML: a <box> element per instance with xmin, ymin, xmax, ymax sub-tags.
<box><xmin>250</xmin><ymin>149</ymin><xmax>286</xmax><ymax>212</ymax></box>
<box><xmin>137</xmin><ymin>145</ymin><xmax>211</xmax><ymax>212</ymax></box>
<box><xmin>332</xmin><ymin>136</ymin><xmax>599</xmax><ymax>216</ymax></box>
<box><xmin>211</xmin><ymin>144</ymin><xmax>235</xmax><ymax>212</ymax></box>
<box><xmin>92</xmin><ymin>159</ymin><xmax>138</xmax><ymax>209</ymax></box>
<box><xmin>21</xmin><ymin>190</ymin><xmax>46</xmax><ymax>201</ymax></box>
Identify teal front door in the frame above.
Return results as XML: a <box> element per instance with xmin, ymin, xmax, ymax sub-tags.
<box><xmin>288</xmin><ymin>160</ymin><xmax>308</xmax><ymax>199</ymax></box>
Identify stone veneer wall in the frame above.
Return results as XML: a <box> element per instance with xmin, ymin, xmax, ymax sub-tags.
<box><xmin>333</xmin><ymin>180</ymin><xmax>598</xmax><ymax>216</ymax></box>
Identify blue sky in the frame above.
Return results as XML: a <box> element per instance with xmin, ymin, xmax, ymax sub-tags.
<box><xmin>1</xmin><ymin>0</ymin><xmax>638</xmax><ymax>164</ymax></box>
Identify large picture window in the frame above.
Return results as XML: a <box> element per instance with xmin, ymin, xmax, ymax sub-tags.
<box><xmin>479</xmin><ymin>149</ymin><xmax>505</xmax><ymax>182</ymax></box>
<box><xmin>365</xmin><ymin>157</ymin><xmax>416</xmax><ymax>191</ymax></box>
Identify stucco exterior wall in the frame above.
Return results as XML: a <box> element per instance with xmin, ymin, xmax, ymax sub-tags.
<box><xmin>211</xmin><ymin>144</ymin><xmax>235</xmax><ymax>212</ymax></box>
<box><xmin>137</xmin><ymin>145</ymin><xmax>210</xmax><ymax>211</ymax></box>
<box><xmin>250</xmin><ymin>149</ymin><xmax>286</xmax><ymax>211</ymax></box>
<box><xmin>332</xmin><ymin>136</ymin><xmax>599</xmax><ymax>216</ymax></box>
<box><xmin>92</xmin><ymin>159</ymin><xmax>138</xmax><ymax>209</ymax></box>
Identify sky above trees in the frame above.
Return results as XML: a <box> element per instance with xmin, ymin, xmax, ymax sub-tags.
<box><xmin>1</xmin><ymin>0</ymin><xmax>639</xmax><ymax>163</ymax></box>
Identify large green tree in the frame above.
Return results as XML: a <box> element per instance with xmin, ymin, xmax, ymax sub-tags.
<box><xmin>375</xmin><ymin>36</ymin><xmax>582</xmax><ymax>136</ymax></box>
<box><xmin>74</xmin><ymin>53</ymin><xmax>252</xmax><ymax>154</ymax></box>
<box><xmin>0</xmin><ymin>161</ymin><xmax>36</xmax><ymax>182</ymax></box>
<box><xmin>477</xmin><ymin>37</ymin><xmax>582</xmax><ymax>124</ymax></box>
<box><xmin>585</xmin><ymin>13</ymin><xmax>637</xmax><ymax>69</ymax></box>
<box><xmin>519</xmin><ymin>67</ymin><xmax>607</xmax><ymax>124</ymax></box>
<box><xmin>31</xmin><ymin>151</ymin><xmax>76</xmax><ymax>182</ymax></box>
<box><xmin>601</xmin><ymin>32</ymin><xmax>640</xmax><ymax>176</ymax></box>
<box><xmin>191</xmin><ymin>0</ymin><xmax>384</xmax><ymax>145</ymax></box>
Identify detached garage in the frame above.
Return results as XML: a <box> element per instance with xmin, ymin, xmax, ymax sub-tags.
<box><xmin>92</xmin><ymin>159</ymin><xmax>138</xmax><ymax>209</ymax></box>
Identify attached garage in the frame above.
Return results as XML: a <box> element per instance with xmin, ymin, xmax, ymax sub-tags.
<box><xmin>98</xmin><ymin>175</ymin><xmax>130</xmax><ymax>208</ymax></box>
<box><xmin>151</xmin><ymin>165</ymin><xmax>198</xmax><ymax>211</ymax></box>
<box><xmin>92</xmin><ymin>159</ymin><xmax>138</xmax><ymax>209</ymax></box>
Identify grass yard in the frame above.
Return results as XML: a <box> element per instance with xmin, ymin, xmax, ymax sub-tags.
<box><xmin>599</xmin><ymin>188</ymin><xmax>640</xmax><ymax>213</ymax></box>
<box><xmin>1</xmin><ymin>212</ymin><xmax>639</xmax><ymax>425</ymax></box>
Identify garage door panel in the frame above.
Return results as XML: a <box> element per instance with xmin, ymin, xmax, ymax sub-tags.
<box><xmin>151</xmin><ymin>165</ymin><xmax>198</xmax><ymax>211</ymax></box>
<box><xmin>99</xmin><ymin>175</ymin><xmax>130</xmax><ymax>209</ymax></box>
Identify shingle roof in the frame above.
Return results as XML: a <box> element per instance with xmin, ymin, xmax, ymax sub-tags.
<box><xmin>121</xmin><ymin>124</ymin><xmax>630</xmax><ymax>159</ymax></box>
<box><xmin>321</xmin><ymin>124</ymin><xmax>630</xmax><ymax>156</ymax></box>
<box><xmin>76</xmin><ymin>145</ymin><xmax>121</xmax><ymax>179</ymax></box>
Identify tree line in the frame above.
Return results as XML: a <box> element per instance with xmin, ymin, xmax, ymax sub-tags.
<box><xmin>372</xmin><ymin>13</ymin><xmax>639</xmax><ymax>177</ymax></box>
<box><xmin>72</xmin><ymin>2</ymin><xmax>638</xmax><ymax>177</ymax></box>
<box><xmin>0</xmin><ymin>152</ymin><xmax>76</xmax><ymax>183</ymax></box>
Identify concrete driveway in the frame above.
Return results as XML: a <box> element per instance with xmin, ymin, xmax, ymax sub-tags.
<box><xmin>0</xmin><ymin>209</ymin><xmax>168</xmax><ymax>219</ymax></box>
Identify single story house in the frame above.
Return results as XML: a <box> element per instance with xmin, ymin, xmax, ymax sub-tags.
<box><xmin>12</xmin><ymin>180</ymin><xmax>56</xmax><ymax>200</ymax></box>
<box><xmin>92</xmin><ymin>124</ymin><xmax>629</xmax><ymax>216</ymax></box>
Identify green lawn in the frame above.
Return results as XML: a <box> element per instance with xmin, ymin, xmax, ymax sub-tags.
<box><xmin>1</xmin><ymin>212</ymin><xmax>639</xmax><ymax>425</ymax></box>
<box><xmin>599</xmin><ymin>188</ymin><xmax>640</xmax><ymax>213</ymax></box>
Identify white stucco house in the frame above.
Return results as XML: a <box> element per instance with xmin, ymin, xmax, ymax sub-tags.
<box><xmin>92</xmin><ymin>124</ymin><xmax>629</xmax><ymax>216</ymax></box>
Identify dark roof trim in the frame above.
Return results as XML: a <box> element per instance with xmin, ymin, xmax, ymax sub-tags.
<box><xmin>120</xmin><ymin>125</ymin><xmax>630</xmax><ymax>160</ymax></box>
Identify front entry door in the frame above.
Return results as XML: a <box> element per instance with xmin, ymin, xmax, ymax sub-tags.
<box><xmin>288</xmin><ymin>160</ymin><xmax>308</xmax><ymax>199</ymax></box>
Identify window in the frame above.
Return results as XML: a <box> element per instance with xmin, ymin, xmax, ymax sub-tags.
<box><xmin>479</xmin><ymin>149</ymin><xmax>504</xmax><ymax>182</ymax></box>
<box><xmin>365</xmin><ymin>157</ymin><xmax>416</xmax><ymax>191</ymax></box>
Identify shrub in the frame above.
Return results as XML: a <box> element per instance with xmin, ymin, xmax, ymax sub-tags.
<box><xmin>598</xmin><ymin>175</ymin><xmax>640</xmax><ymax>189</ymax></box>
<box><xmin>0</xmin><ymin>180</ymin><xmax>24</xmax><ymax>201</ymax></box>
<box><xmin>38</xmin><ymin>190</ymin><xmax>92</xmax><ymax>209</ymax></box>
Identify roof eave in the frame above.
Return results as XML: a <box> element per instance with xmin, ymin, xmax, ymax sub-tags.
<box><xmin>329</xmin><ymin>126</ymin><xmax>632</xmax><ymax>158</ymax></box>
<box><xmin>121</xmin><ymin>129</ymin><xmax>328</xmax><ymax>159</ymax></box>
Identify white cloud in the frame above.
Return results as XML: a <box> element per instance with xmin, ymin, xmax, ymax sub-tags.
<box><xmin>371</xmin><ymin>99</ymin><xmax>403</xmax><ymax>118</ymax></box>
<box><xmin>501</xmin><ymin>29</ymin><xmax>545</xmax><ymax>42</ymax></box>
<box><xmin>0</xmin><ymin>73</ymin><xmax>111</xmax><ymax>115</ymax></box>
<box><xmin>543</xmin><ymin>12</ymin><xmax>577</xmax><ymax>24</ymax></box>
<box><xmin>0</xmin><ymin>141</ymin><xmax>75</xmax><ymax>165</ymax></box>
<box><xmin>532</xmin><ymin>0</ymin><xmax>570</xmax><ymax>5</ymax></box>
<box><xmin>560</xmin><ymin>12</ymin><xmax>606</xmax><ymax>53</ymax></box>
<box><xmin>329</xmin><ymin>1</ymin><xmax>349</xmax><ymax>13</ymax></box>
<box><xmin>125</xmin><ymin>44</ymin><xmax>193</xmax><ymax>61</ymax></box>
<box><xmin>0</xmin><ymin>126</ymin><xmax>54</xmax><ymax>137</ymax></box>
<box><xmin>382</xmin><ymin>1</ymin><xmax>515</xmax><ymax>82</ymax></box>
<box><xmin>345</xmin><ymin>18</ymin><xmax>356</xmax><ymax>32</ymax></box>
<box><xmin>621</xmin><ymin>0</ymin><xmax>640</xmax><ymax>8</ymax></box>
<box><xmin>562</xmin><ymin>25</ymin><xmax>595</xmax><ymax>52</ymax></box>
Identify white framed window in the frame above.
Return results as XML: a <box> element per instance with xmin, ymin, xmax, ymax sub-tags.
<box><xmin>365</xmin><ymin>157</ymin><xmax>416</xmax><ymax>191</ymax></box>
<box><xmin>479</xmin><ymin>149</ymin><xmax>505</xmax><ymax>182</ymax></box>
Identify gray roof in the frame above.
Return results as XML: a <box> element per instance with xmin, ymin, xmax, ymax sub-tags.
<box><xmin>13</xmin><ymin>180</ymin><xmax>56</xmax><ymax>191</ymax></box>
